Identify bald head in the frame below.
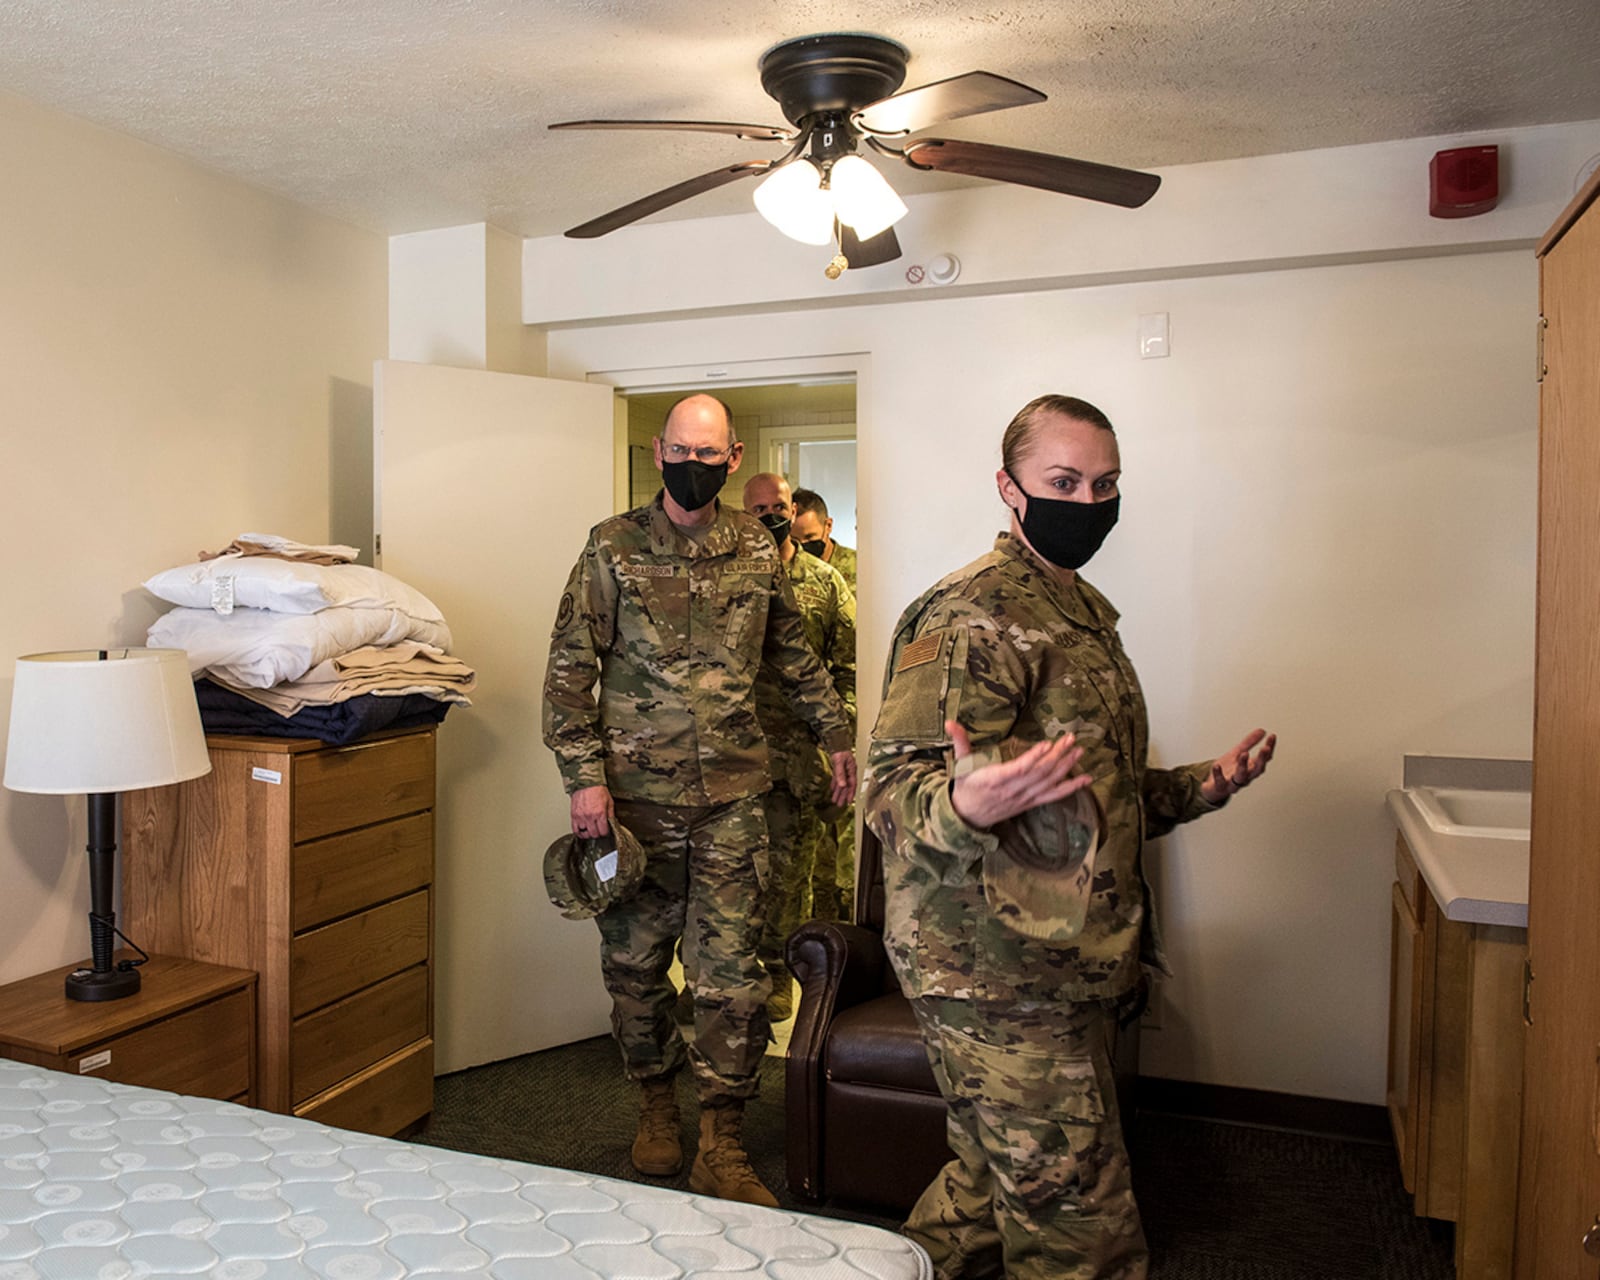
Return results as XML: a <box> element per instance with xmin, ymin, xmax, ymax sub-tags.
<box><xmin>742</xmin><ymin>472</ymin><xmax>791</xmax><ymax>514</ymax></box>
<box><xmin>663</xmin><ymin>394</ymin><xmax>737</xmax><ymax>450</ymax></box>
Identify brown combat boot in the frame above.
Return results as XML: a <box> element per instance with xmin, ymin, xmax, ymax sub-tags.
<box><xmin>766</xmin><ymin>972</ymin><xmax>795</xmax><ymax>1023</ymax></box>
<box><xmin>631</xmin><ymin>1076</ymin><xmax>683</xmax><ymax>1176</ymax></box>
<box><xmin>688</xmin><ymin>1102</ymin><xmax>779</xmax><ymax>1207</ymax></box>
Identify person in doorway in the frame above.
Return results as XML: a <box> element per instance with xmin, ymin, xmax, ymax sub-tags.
<box><xmin>791</xmin><ymin>487</ymin><xmax>856</xmax><ymax>594</ymax></box>
<box><xmin>740</xmin><ymin>471</ymin><xmax>856</xmax><ymax>1022</ymax></box>
<box><xmin>791</xmin><ymin>487</ymin><xmax>859</xmax><ymax>921</ymax></box>
<box><xmin>864</xmin><ymin>393</ymin><xmax>1276</xmax><ymax>1279</ymax></box>
<box><xmin>542</xmin><ymin>394</ymin><xmax>856</xmax><ymax>1208</ymax></box>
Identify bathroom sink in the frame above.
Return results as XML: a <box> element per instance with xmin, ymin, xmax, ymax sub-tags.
<box><xmin>1408</xmin><ymin>786</ymin><xmax>1531</xmax><ymax>840</ymax></box>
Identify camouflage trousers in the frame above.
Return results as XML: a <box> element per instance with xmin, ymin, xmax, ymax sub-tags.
<box><xmin>906</xmin><ymin>997</ymin><xmax>1147</xmax><ymax>1280</ymax></box>
<box><xmin>756</xmin><ymin>783</ymin><xmax>825</xmax><ymax>983</ymax></box>
<box><xmin>810</xmin><ymin>806</ymin><xmax>857</xmax><ymax>923</ymax></box>
<box><xmin>598</xmin><ymin>797</ymin><xmax>771</xmax><ymax>1105</ymax></box>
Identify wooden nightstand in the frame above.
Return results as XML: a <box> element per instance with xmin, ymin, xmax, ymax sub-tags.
<box><xmin>0</xmin><ymin>953</ymin><xmax>257</xmax><ymax>1104</ymax></box>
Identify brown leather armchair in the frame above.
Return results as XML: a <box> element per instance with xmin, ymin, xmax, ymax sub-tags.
<box><xmin>784</xmin><ymin>826</ymin><xmax>950</xmax><ymax>1212</ymax></box>
<box><xmin>785</xmin><ymin>826</ymin><xmax>1141</xmax><ymax>1214</ymax></box>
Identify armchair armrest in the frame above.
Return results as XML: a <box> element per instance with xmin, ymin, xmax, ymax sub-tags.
<box><xmin>784</xmin><ymin>920</ymin><xmax>889</xmax><ymax>1202</ymax></box>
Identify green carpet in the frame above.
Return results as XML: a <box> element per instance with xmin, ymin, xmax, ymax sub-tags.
<box><xmin>414</xmin><ymin>1034</ymin><xmax>1456</xmax><ymax>1277</ymax></box>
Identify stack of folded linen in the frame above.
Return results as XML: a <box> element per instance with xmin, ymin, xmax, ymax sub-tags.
<box><xmin>145</xmin><ymin>534</ymin><xmax>475</xmax><ymax>746</ymax></box>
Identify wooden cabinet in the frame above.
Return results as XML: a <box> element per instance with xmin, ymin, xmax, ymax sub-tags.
<box><xmin>0</xmin><ymin>954</ymin><xmax>257</xmax><ymax>1104</ymax></box>
<box><xmin>1386</xmin><ymin>833</ymin><xmax>1526</xmax><ymax>1278</ymax></box>
<box><xmin>122</xmin><ymin>727</ymin><xmax>436</xmax><ymax>1136</ymax></box>
<box><xmin>1388</xmin><ymin>836</ymin><xmax>1428</xmax><ymax>1193</ymax></box>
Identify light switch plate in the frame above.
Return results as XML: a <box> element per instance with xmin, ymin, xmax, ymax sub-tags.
<box><xmin>1139</xmin><ymin>312</ymin><xmax>1170</xmax><ymax>359</ymax></box>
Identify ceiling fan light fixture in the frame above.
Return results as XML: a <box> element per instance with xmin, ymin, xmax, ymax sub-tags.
<box><xmin>827</xmin><ymin>154</ymin><xmax>908</xmax><ymax>239</ymax></box>
<box><xmin>753</xmin><ymin>159</ymin><xmax>835</xmax><ymax>245</ymax></box>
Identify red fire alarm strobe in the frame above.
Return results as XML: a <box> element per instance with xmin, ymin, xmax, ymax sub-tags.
<box><xmin>1430</xmin><ymin>145</ymin><xmax>1499</xmax><ymax>218</ymax></box>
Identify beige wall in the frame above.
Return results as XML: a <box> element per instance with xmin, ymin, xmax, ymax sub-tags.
<box><xmin>0</xmin><ymin>90</ymin><xmax>387</xmax><ymax>985</ymax></box>
<box><xmin>547</xmin><ymin>249</ymin><xmax>1537</xmax><ymax>1106</ymax></box>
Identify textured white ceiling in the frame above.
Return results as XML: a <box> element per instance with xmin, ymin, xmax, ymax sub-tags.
<box><xmin>2</xmin><ymin>0</ymin><xmax>1597</xmax><ymax>239</ymax></box>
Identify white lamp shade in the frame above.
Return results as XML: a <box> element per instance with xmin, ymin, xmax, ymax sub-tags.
<box><xmin>753</xmin><ymin>159</ymin><xmax>835</xmax><ymax>245</ymax></box>
<box><xmin>4</xmin><ymin>648</ymin><xmax>211</xmax><ymax>794</ymax></box>
<box><xmin>828</xmin><ymin>155</ymin><xmax>908</xmax><ymax>240</ymax></box>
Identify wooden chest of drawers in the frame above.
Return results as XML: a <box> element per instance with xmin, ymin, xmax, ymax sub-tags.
<box><xmin>122</xmin><ymin>727</ymin><xmax>436</xmax><ymax>1135</ymax></box>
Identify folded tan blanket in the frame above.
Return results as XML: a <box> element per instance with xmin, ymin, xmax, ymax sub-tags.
<box><xmin>214</xmin><ymin>642</ymin><xmax>476</xmax><ymax>715</ymax></box>
<box><xmin>200</xmin><ymin>533</ymin><xmax>360</xmax><ymax>566</ymax></box>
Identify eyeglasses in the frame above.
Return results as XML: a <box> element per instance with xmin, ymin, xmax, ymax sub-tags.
<box><xmin>661</xmin><ymin>442</ymin><xmax>738</xmax><ymax>464</ymax></box>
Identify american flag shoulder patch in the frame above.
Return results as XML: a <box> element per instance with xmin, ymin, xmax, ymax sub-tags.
<box><xmin>896</xmin><ymin>631</ymin><xmax>945</xmax><ymax>673</ymax></box>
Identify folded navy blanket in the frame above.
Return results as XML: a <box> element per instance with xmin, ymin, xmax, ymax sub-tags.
<box><xmin>194</xmin><ymin>679</ymin><xmax>451</xmax><ymax>746</ymax></box>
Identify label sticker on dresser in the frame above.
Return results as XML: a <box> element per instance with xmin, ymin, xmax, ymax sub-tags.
<box><xmin>78</xmin><ymin>1051</ymin><xmax>111</xmax><ymax>1073</ymax></box>
<box><xmin>252</xmin><ymin>767</ymin><xmax>283</xmax><ymax>785</ymax></box>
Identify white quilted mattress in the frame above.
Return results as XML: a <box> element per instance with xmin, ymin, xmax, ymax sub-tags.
<box><xmin>0</xmin><ymin>1060</ymin><xmax>930</xmax><ymax>1279</ymax></box>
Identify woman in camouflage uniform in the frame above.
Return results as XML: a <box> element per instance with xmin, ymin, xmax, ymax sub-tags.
<box><xmin>864</xmin><ymin>394</ymin><xmax>1274</xmax><ymax>1279</ymax></box>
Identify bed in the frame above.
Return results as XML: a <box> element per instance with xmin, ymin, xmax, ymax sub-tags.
<box><xmin>0</xmin><ymin>1058</ymin><xmax>931</xmax><ymax>1278</ymax></box>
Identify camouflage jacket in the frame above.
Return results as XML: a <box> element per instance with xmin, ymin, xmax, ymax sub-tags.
<box><xmin>863</xmin><ymin>532</ymin><xmax>1217</xmax><ymax>1004</ymax></box>
<box><xmin>753</xmin><ymin>548</ymin><xmax>856</xmax><ymax>799</ymax></box>
<box><xmin>542</xmin><ymin>494</ymin><xmax>854</xmax><ymax>806</ymax></box>
<box><xmin>826</xmin><ymin>542</ymin><xmax>857</xmax><ymax>595</ymax></box>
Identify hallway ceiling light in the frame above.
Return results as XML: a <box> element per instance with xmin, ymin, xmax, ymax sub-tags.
<box><xmin>550</xmin><ymin>32</ymin><xmax>1160</xmax><ymax>276</ymax></box>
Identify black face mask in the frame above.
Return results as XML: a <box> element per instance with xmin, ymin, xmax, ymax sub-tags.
<box><xmin>1006</xmin><ymin>472</ymin><xmax>1120</xmax><ymax>570</ymax></box>
<box><xmin>661</xmin><ymin>459</ymin><xmax>728</xmax><ymax>511</ymax></box>
<box><xmin>800</xmin><ymin>538</ymin><xmax>828</xmax><ymax>558</ymax></box>
<box><xmin>758</xmin><ymin>512</ymin><xmax>792</xmax><ymax>546</ymax></box>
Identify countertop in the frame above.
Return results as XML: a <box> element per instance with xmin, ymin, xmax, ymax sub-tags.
<box><xmin>1386</xmin><ymin>788</ymin><xmax>1529</xmax><ymax>928</ymax></box>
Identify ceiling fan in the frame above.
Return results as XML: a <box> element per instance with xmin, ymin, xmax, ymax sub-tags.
<box><xmin>550</xmin><ymin>32</ymin><xmax>1160</xmax><ymax>274</ymax></box>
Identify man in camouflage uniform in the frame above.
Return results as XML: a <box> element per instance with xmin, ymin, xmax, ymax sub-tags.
<box><xmin>863</xmin><ymin>394</ymin><xmax>1273</xmax><ymax>1278</ymax></box>
<box><xmin>542</xmin><ymin>394</ymin><xmax>856</xmax><ymax>1208</ymax></box>
<box><xmin>741</xmin><ymin>471</ymin><xmax>855</xmax><ymax>1022</ymax></box>
<box><xmin>791</xmin><ymin>486</ymin><xmax>858</xmax><ymax>922</ymax></box>
<box><xmin>791</xmin><ymin>487</ymin><xmax>857</xmax><ymax>594</ymax></box>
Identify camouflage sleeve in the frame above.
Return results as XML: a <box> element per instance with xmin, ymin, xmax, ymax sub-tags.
<box><xmin>1142</xmin><ymin>760</ymin><xmax>1221</xmax><ymax>839</ymax></box>
<box><xmin>863</xmin><ymin>620</ymin><xmax>1026</xmax><ymax>880</ymax></box>
<box><xmin>540</xmin><ymin>537</ymin><xmax>618</xmax><ymax>794</ymax></box>
<box><xmin>763</xmin><ymin>568</ymin><xmax>854</xmax><ymax>753</ymax></box>
<box><xmin>824</xmin><ymin>576</ymin><xmax>857</xmax><ymax>730</ymax></box>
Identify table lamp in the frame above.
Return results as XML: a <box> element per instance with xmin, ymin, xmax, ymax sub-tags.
<box><xmin>4</xmin><ymin>648</ymin><xmax>210</xmax><ymax>1001</ymax></box>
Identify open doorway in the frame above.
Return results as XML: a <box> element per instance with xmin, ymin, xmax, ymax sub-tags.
<box><xmin>617</xmin><ymin>382</ymin><xmax>856</xmax><ymax>547</ymax></box>
<box><xmin>615</xmin><ymin>377</ymin><xmax>857</xmax><ymax>1053</ymax></box>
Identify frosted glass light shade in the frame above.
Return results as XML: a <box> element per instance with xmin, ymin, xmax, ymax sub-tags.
<box><xmin>4</xmin><ymin>648</ymin><xmax>211</xmax><ymax>794</ymax></box>
<box><xmin>829</xmin><ymin>155</ymin><xmax>908</xmax><ymax>239</ymax></box>
<box><xmin>753</xmin><ymin>159</ymin><xmax>835</xmax><ymax>245</ymax></box>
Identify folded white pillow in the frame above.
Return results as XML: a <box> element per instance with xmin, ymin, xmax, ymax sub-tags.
<box><xmin>144</xmin><ymin>557</ymin><xmax>444</xmax><ymax>622</ymax></box>
<box><xmin>149</xmin><ymin>606</ymin><xmax>454</xmax><ymax>689</ymax></box>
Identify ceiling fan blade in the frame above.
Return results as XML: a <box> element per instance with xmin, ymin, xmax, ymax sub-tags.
<box><xmin>903</xmin><ymin>138</ymin><xmax>1160</xmax><ymax>208</ymax></box>
<box><xmin>565</xmin><ymin>160</ymin><xmax>772</xmax><ymax>238</ymax></box>
<box><xmin>550</xmin><ymin>119</ymin><xmax>795</xmax><ymax>142</ymax></box>
<box><xmin>836</xmin><ymin>222</ymin><xmax>902</xmax><ymax>269</ymax></box>
<box><xmin>854</xmin><ymin>72</ymin><xmax>1045</xmax><ymax>137</ymax></box>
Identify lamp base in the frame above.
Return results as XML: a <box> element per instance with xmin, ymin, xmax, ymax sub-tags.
<box><xmin>65</xmin><ymin>965</ymin><xmax>141</xmax><ymax>1002</ymax></box>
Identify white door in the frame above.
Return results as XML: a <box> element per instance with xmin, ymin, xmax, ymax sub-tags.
<box><xmin>375</xmin><ymin>360</ymin><xmax>615</xmax><ymax>1072</ymax></box>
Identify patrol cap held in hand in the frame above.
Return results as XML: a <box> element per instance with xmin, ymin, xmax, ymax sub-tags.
<box><xmin>543</xmin><ymin>822</ymin><xmax>646</xmax><ymax>919</ymax></box>
<box><xmin>954</xmin><ymin>738</ymin><xmax>1102</xmax><ymax>943</ymax></box>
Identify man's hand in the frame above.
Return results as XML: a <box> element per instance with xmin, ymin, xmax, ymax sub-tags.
<box><xmin>829</xmin><ymin>750</ymin><xmax>858</xmax><ymax>807</ymax></box>
<box><xmin>1200</xmin><ymin>728</ymin><xmax>1277</xmax><ymax>806</ymax></box>
<box><xmin>571</xmin><ymin>785</ymin><xmax>614</xmax><ymax>838</ymax></box>
<box><xmin>947</xmin><ymin>720</ymin><xmax>1092</xmax><ymax>830</ymax></box>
